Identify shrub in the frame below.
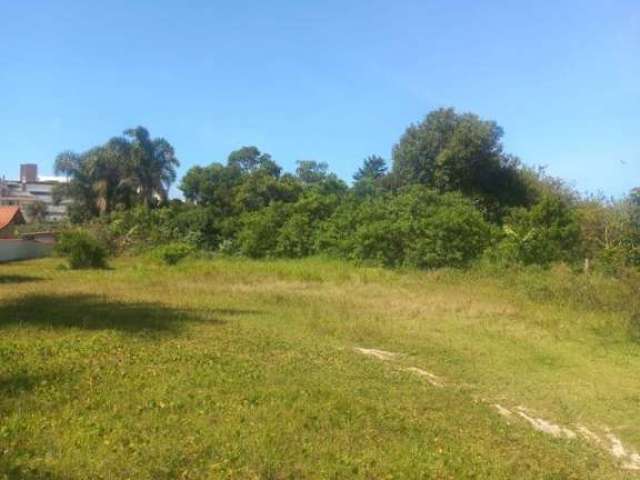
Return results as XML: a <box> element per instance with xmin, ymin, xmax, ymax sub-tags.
<box><xmin>495</xmin><ymin>195</ymin><xmax>582</xmax><ymax>266</ymax></box>
<box><xmin>55</xmin><ymin>229</ymin><xmax>108</xmax><ymax>269</ymax></box>
<box><xmin>94</xmin><ymin>205</ymin><xmax>224</xmax><ymax>254</ymax></box>
<box><xmin>319</xmin><ymin>187</ymin><xmax>492</xmax><ymax>268</ymax></box>
<box><xmin>235</xmin><ymin>203</ymin><xmax>291</xmax><ymax>258</ymax></box>
<box><xmin>152</xmin><ymin>242</ymin><xmax>194</xmax><ymax>265</ymax></box>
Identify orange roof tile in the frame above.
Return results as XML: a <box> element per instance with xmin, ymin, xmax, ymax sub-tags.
<box><xmin>0</xmin><ymin>206</ymin><xmax>25</xmax><ymax>231</ymax></box>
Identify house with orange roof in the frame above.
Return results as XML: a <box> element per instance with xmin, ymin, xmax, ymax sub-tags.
<box><xmin>0</xmin><ymin>206</ymin><xmax>26</xmax><ymax>238</ymax></box>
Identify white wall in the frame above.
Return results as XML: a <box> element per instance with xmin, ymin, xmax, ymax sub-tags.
<box><xmin>0</xmin><ymin>239</ymin><xmax>53</xmax><ymax>263</ymax></box>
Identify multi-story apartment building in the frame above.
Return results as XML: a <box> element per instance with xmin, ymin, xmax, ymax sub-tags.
<box><xmin>0</xmin><ymin>164</ymin><xmax>69</xmax><ymax>221</ymax></box>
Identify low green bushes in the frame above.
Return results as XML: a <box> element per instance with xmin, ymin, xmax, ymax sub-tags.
<box><xmin>78</xmin><ymin>184</ymin><xmax>638</xmax><ymax>276</ymax></box>
<box><xmin>55</xmin><ymin>229</ymin><xmax>108</xmax><ymax>269</ymax></box>
<box><xmin>151</xmin><ymin>242</ymin><xmax>194</xmax><ymax>265</ymax></box>
<box><xmin>319</xmin><ymin>187</ymin><xmax>493</xmax><ymax>268</ymax></box>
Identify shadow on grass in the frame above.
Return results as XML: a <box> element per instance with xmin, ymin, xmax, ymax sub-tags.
<box><xmin>210</xmin><ymin>308</ymin><xmax>263</xmax><ymax>316</ymax></box>
<box><xmin>0</xmin><ymin>371</ymin><xmax>54</xmax><ymax>397</ymax></box>
<box><xmin>0</xmin><ymin>294</ymin><xmax>229</xmax><ymax>335</ymax></box>
<box><xmin>0</xmin><ymin>274</ymin><xmax>44</xmax><ymax>284</ymax></box>
<box><xmin>0</xmin><ymin>465</ymin><xmax>74</xmax><ymax>480</ymax></box>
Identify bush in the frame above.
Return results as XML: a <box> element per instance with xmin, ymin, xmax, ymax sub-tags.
<box><xmin>98</xmin><ymin>205</ymin><xmax>223</xmax><ymax>254</ymax></box>
<box><xmin>235</xmin><ymin>203</ymin><xmax>291</xmax><ymax>258</ymax></box>
<box><xmin>55</xmin><ymin>229</ymin><xmax>108</xmax><ymax>269</ymax></box>
<box><xmin>494</xmin><ymin>195</ymin><xmax>582</xmax><ymax>266</ymax></box>
<box><xmin>152</xmin><ymin>242</ymin><xmax>194</xmax><ymax>265</ymax></box>
<box><xmin>319</xmin><ymin>187</ymin><xmax>492</xmax><ymax>268</ymax></box>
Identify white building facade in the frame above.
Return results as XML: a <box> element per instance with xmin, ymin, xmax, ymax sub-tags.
<box><xmin>0</xmin><ymin>164</ymin><xmax>69</xmax><ymax>221</ymax></box>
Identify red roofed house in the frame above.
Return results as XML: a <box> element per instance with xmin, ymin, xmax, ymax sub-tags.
<box><xmin>0</xmin><ymin>206</ymin><xmax>26</xmax><ymax>239</ymax></box>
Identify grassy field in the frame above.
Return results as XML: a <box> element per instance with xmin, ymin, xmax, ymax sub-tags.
<box><xmin>1</xmin><ymin>256</ymin><xmax>640</xmax><ymax>479</ymax></box>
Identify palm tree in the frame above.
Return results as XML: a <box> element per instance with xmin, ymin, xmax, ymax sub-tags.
<box><xmin>54</xmin><ymin>151</ymin><xmax>99</xmax><ymax>220</ymax></box>
<box><xmin>53</xmin><ymin>127</ymin><xmax>180</xmax><ymax>221</ymax></box>
<box><xmin>124</xmin><ymin>127</ymin><xmax>180</xmax><ymax>207</ymax></box>
<box><xmin>54</xmin><ymin>142</ymin><xmax>132</xmax><ymax>217</ymax></box>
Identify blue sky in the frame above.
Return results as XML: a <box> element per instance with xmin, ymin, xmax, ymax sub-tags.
<box><xmin>1</xmin><ymin>0</ymin><xmax>638</xmax><ymax>197</ymax></box>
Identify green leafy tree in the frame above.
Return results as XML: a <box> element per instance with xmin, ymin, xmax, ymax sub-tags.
<box><xmin>233</xmin><ymin>171</ymin><xmax>302</xmax><ymax>212</ymax></box>
<box><xmin>295</xmin><ymin>160</ymin><xmax>329</xmax><ymax>184</ymax></box>
<box><xmin>227</xmin><ymin>146</ymin><xmax>281</xmax><ymax>176</ymax></box>
<box><xmin>353</xmin><ymin>155</ymin><xmax>387</xmax><ymax>182</ymax></box>
<box><xmin>180</xmin><ymin>149</ymin><xmax>300</xmax><ymax>215</ymax></box>
<box><xmin>180</xmin><ymin>163</ymin><xmax>242</xmax><ymax>214</ymax></box>
<box><xmin>392</xmin><ymin>108</ymin><xmax>532</xmax><ymax>217</ymax></box>
<box><xmin>353</xmin><ymin>155</ymin><xmax>388</xmax><ymax>197</ymax></box>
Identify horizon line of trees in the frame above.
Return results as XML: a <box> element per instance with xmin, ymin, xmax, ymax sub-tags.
<box><xmin>54</xmin><ymin>108</ymin><xmax>640</xmax><ymax>270</ymax></box>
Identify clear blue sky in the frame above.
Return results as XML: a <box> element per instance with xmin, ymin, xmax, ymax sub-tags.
<box><xmin>1</xmin><ymin>0</ymin><xmax>638</xmax><ymax>197</ymax></box>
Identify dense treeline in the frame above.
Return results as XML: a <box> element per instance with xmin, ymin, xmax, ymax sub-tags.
<box><xmin>56</xmin><ymin>108</ymin><xmax>640</xmax><ymax>272</ymax></box>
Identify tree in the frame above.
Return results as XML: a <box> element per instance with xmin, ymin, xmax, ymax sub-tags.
<box><xmin>391</xmin><ymin>108</ymin><xmax>532</xmax><ymax>218</ymax></box>
<box><xmin>295</xmin><ymin>160</ymin><xmax>329</xmax><ymax>184</ymax></box>
<box><xmin>180</xmin><ymin>163</ymin><xmax>242</xmax><ymax>214</ymax></box>
<box><xmin>53</xmin><ymin>126</ymin><xmax>179</xmax><ymax>221</ymax></box>
<box><xmin>53</xmin><ymin>139</ymin><xmax>134</xmax><ymax>217</ymax></box>
<box><xmin>26</xmin><ymin>200</ymin><xmax>48</xmax><ymax>222</ymax></box>
<box><xmin>53</xmin><ymin>151</ymin><xmax>82</xmax><ymax>179</ymax></box>
<box><xmin>84</xmin><ymin>138</ymin><xmax>136</xmax><ymax>215</ymax></box>
<box><xmin>353</xmin><ymin>155</ymin><xmax>388</xmax><ymax>198</ymax></box>
<box><xmin>353</xmin><ymin>155</ymin><xmax>387</xmax><ymax>182</ymax></box>
<box><xmin>54</xmin><ymin>150</ymin><xmax>100</xmax><ymax>221</ymax></box>
<box><xmin>233</xmin><ymin>171</ymin><xmax>302</xmax><ymax>212</ymax></box>
<box><xmin>227</xmin><ymin>146</ymin><xmax>280</xmax><ymax>177</ymax></box>
<box><xmin>622</xmin><ymin>188</ymin><xmax>640</xmax><ymax>266</ymax></box>
<box><xmin>124</xmin><ymin>126</ymin><xmax>180</xmax><ymax>207</ymax></box>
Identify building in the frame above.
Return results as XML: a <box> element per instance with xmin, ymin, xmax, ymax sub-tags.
<box><xmin>0</xmin><ymin>164</ymin><xmax>69</xmax><ymax>221</ymax></box>
<box><xmin>0</xmin><ymin>206</ymin><xmax>26</xmax><ymax>238</ymax></box>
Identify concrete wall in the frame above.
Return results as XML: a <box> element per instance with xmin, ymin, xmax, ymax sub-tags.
<box><xmin>0</xmin><ymin>239</ymin><xmax>53</xmax><ymax>263</ymax></box>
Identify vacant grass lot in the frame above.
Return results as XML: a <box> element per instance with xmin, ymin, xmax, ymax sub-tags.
<box><xmin>1</xmin><ymin>257</ymin><xmax>639</xmax><ymax>479</ymax></box>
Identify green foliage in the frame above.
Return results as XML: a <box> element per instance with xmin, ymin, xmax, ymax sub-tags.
<box><xmin>54</xmin><ymin>112</ymin><xmax>638</xmax><ymax>274</ymax></box>
<box><xmin>151</xmin><ymin>242</ymin><xmax>194</xmax><ymax>265</ymax></box>
<box><xmin>233</xmin><ymin>185</ymin><xmax>347</xmax><ymax>259</ymax></box>
<box><xmin>236</xmin><ymin>202</ymin><xmax>292</xmax><ymax>258</ymax></box>
<box><xmin>233</xmin><ymin>171</ymin><xmax>302</xmax><ymax>212</ymax></box>
<box><xmin>55</xmin><ymin>229</ymin><xmax>108</xmax><ymax>269</ymax></box>
<box><xmin>180</xmin><ymin>148</ymin><xmax>303</xmax><ymax>216</ymax></box>
<box><xmin>321</xmin><ymin>187</ymin><xmax>492</xmax><ymax>268</ymax></box>
<box><xmin>180</xmin><ymin>162</ymin><xmax>242</xmax><ymax>212</ymax></box>
<box><xmin>227</xmin><ymin>146</ymin><xmax>280</xmax><ymax>176</ymax></box>
<box><xmin>353</xmin><ymin>155</ymin><xmax>387</xmax><ymax>182</ymax></box>
<box><xmin>352</xmin><ymin>155</ymin><xmax>388</xmax><ymax>198</ymax></box>
<box><xmin>102</xmin><ymin>204</ymin><xmax>221</xmax><ymax>253</ymax></box>
<box><xmin>491</xmin><ymin>195</ymin><xmax>581</xmax><ymax>266</ymax></box>
<box><xmin>391</xmin><ymin>108</ymin><xmax>533</xmax><ymax>218</ymax></box>
<box><xmin>54</xmin><ymin>127</ymin><xmax>179</xmax><ymax>219</ymax></box>
<box><xmin>295</xmin><ymin>160</ymin><xmax>329</xmax><ymax>184</ymax></box>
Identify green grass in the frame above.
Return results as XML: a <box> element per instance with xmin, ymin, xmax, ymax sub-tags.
<box><xmin>1</xmin><ymin>256</ymin><xmax>639</xmax><ymax>479</ymax></box>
